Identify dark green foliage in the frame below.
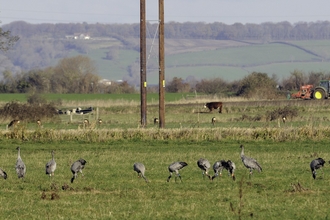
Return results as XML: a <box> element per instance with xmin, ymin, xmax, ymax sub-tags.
<box><xmin>237</xmin><ymin>72</ymin><xmax>278</xmax><ymax>99</ymax></box>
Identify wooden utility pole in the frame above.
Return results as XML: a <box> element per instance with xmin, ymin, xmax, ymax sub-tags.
<box><xmin>159</xmin><ymin>0</ymin><xmax>165</xmax><ymax>128</ymax></box>
<box><xmin>140</xmin><ymin>0</ymin><xmax>147</xmax><ymax>127</ymax></box>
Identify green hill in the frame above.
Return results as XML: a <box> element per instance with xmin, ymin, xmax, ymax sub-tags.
<box><xmin>69</xmin><ymin>38</ymin><xmax>330</xmax><ymax>84</ymax></box>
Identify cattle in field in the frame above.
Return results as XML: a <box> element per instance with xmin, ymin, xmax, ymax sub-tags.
<box><xmin>204</xmin><ymin>102</ymin><xmax>223</xmax><ymax>113</ymax></box>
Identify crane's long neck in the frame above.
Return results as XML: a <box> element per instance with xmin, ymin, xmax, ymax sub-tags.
<box><xmin>240</xmin><ymin>146</ymin><xmax>244</xmax><ymax>158</ymax></box>
<box><xmin>17</xmin><ymin>148</ymin><xmax>21</xmax><ymax>159</ymax></box>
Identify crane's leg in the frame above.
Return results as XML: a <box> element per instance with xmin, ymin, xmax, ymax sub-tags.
<box><xmin>167</xmin><ymin>173</ymin><xmax>172</xmax><ymax>182</ymax></box>
<box><xmin>71</xmin><ymin>173</ymin><xmax>77</xmax><ymax>183</ymax></box>
<box><xmin>205</xmin><ymin>171</ymin><xmax>211</xmax><ymax>180</ymax></box>
<box><xmin>211</xmin><ymin>172</ymin><xmax>218</xmax><ymax>181</ymax></box>
<box><xmin>248</xmin><ymin>169</ymin><xmax>253</xmax><ymax>179</ymax></box>
<box><xmin>177</xmin><ymin>173</ymin><xmax>183</xmax><ymax>183</ymax></box>
<box><xmin>311</xmin><ymin>168</ymin><xmax>317</xmax><ymax>179</ymax></box>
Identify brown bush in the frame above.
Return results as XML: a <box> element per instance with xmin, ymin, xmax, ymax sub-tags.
<box><xmin>0</xmin><ymin>101</ymin><xmax>59</xmax><ymax>122</ymax></box>
<box><xmin>267</xmin><ymin>106</ymin><xmax>298</xmax><ymax>121</ymax></box>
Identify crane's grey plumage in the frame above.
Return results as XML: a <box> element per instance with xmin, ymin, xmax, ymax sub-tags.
<box><xmin>212</xmin><ymin>160</ymin><xmax>236</xmax><ymax>181</ymax></box>
<box><xmin>0</xmin><ymin>168</ymin><xmax>7</xmax><ymax>179</ymax></box>
<box><xmin>310</xmin><ymin>158</ymin><xmax>325</xmax><ymax>179</ymax></box>
<box><xmin>240</xmin><ymin>145</ymin><xmax>262</xmax><ymax>175</ymax></box>
<box><xmin>45</xmin><ymin>150</ymin><xmax>56</xmax><ymax>177</ymax></box>
<box><xmin>133</xmin><ymin>162</ymin><xmax>148</xmax><ymax>182</ymax></box>
<box><xmin>167</xmin><ymin>161</ymin><xmax>188</xmax><ymax>182</ymax></box>
<box><xmin>197</xmin><ymin>158</ymin><xmax>211</xmax><ymax>180</ymax></box>
<box><xmin>70</xmin><ymin>158</ymin><xmax>87</xmax><ymax>183</ymax></box>
<box><xmin>15</xmin><ymin>146</ymin><xmax>26</xmax><ymax>179</ymax></box>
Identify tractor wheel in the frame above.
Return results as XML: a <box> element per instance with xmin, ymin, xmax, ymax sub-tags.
<box><xmin>314</xmin><ymin>89</ymin><xmax>325</xmax><ymax>100</ymax></box>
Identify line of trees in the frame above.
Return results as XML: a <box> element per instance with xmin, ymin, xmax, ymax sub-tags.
<box><xmin>4</xmin><ymin>20</ymin><xmax>330</xmax><ymax>41</ymax></box>
<box><xmin>1</xmin><ymin>54</ymin><xmax>330</xmax><ymax>99</ymax></box>
<box><xmin>0</xmin><ymin>56</ymin><xmax>137</xmax><ymax>94</ymax></box>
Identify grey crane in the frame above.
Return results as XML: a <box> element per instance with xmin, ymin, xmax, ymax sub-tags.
<box><xmin>167</xmin><ymin>161</ymin><xmax>188</xmax><ymax>182</ymax></box>
<box><xmin>70</xmin><ymin>158</ymin><xmax>87</xmax><ymax>183</ymax></box>
<box><xmin>197</xmin><ymin>158</ymin><xmax>211</xmax><ymax>180</ymax></box>
<box><xmin>45</xmin><ymin>150</ymin><xmax>57</xmax><ymax>177</ymax></box>
<box><xmin>133</xmin><ymin>162</ymin><xmax>148</xmax><ymax>183</ymax></box>
<box><xmin>15</xmin><ymin>146</ymin><xmax>26</xmax><ymax>179</ymax></box>
<box><xmin>211</xmin><ymin>160</ymin><xmax>236</xmax><ymax>181</ymax></box>
<box><xmin>240</xmin><ymin>145</ymin><xmax>262</xmax><ymax>175</ymax></box>
<box><xmin>310</xmin><ymin>158</ymin><xmax>325</xmax><ymax>179</ymax></box>
<box><xmin>0</xmin><ymin>168</ymin><xmax>7</xmax><ymax>179</ymax></box>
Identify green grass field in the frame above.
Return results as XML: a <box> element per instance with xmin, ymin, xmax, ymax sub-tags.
<box><xmin>74</xmin><ymin>39</ymin><xmax>330</xmax><ymax>84</ymax></box>
<box><xmin>1</xmin><ymin>96</ymin><xmax>330</xmax><ymax>219</ymax></box>
<box><xmin>0</xmin><ymin>140</ymin><xmax>330</xmax><ymax>219</ymax></box>
<box><xmin>0</xmin><ymin>93</ymin><xmax>195</xmax><ymax>103</ymax></box>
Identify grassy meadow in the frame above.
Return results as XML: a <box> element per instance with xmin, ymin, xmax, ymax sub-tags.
<box><xmin>72</xmin><ymin>38</ymin><xmax>330</xmax><ymax>83</ymax></box>
<box><xmin>1</xmin><ymin>140</ymin><xmax>330</xmax><ymax>219</ymax></box>
<box><xmin>1</xmin><ymin>95</ymin><xmax>330</xmax><ymax>219</ymax></box>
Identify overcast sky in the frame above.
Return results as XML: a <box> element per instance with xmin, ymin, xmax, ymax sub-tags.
<box><xmin>1</xmin><ymin>0</ymin><xmax>330</xmax><ymax>26</ymax></box>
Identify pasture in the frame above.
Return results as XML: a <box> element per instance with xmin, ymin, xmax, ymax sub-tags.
<box><xmin>71</xmin><ymin>38</ymin><xmax>330</xmax><ymax>83</ymax></box>
<box><xmin>0</xmin><ymin>139</ymin><xmax>330</xmax><ymax>219</ymax></box>
<box><xmin>1</xmin><ymin>95</ymin><xmax>330</xmax><ymax>219</ymax></box>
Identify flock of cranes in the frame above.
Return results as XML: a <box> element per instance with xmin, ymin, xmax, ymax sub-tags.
<box><xmin>0</xmin><ymin>144</ymin><xmax>325</xmax><ymax>183</ymax></box>
<box><xmin>8</xmin><ymin>146</ymin><xmax>87</xmax><ymax>183</ymax></box>
<box><xmin>133</xmin><ymin>144</ymin><xmax>327</xmax><ymax>183</ymax></box>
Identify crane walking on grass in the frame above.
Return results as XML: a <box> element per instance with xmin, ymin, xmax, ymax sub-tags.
<box><xmin>15</xmin><ymin>146</ymin><xmax>26</xmax><ymax>179</ymax></box>
<box><xmin>240</xmin><ymin>145</ymin><xmax>262</xmax><ymax>175</ymax></box>
<box><xmin>197</xmin><ymin>158</ymin><xmax>211</xmax><ymax>180</ymax></box>
<box><xmin>310</xmin><ymin>158</ymin><xmax>325</xmax><ymax>179</ymax></box>
<box><xmin>70</xmin><ymin>158</ymin><xmax>87</xmax><ymax>183</ymax></box>
<box><xmin>46</xmin><ymin>150</ymin><xmax>57</xmax><ymax>178</ymax></box>
<box><xmin>167</xmin><ymin>161</ymin><xmax>188</xmax><ymax>182</ymax></box>
<box><xmin>133</xmin><ymin>162</ymin><xmax>148</xmax><ymax>183</ymax></box>
<box><xmin>212</xmin><ymin>160</ymin><xmax>236</xmax><ymax>181</ymax></box>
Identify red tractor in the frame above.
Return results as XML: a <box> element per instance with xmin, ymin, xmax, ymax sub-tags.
<box><xmin>291</xmin><ymin>85</ymin><xmax>314</xmax><ymax>100</ymax></box>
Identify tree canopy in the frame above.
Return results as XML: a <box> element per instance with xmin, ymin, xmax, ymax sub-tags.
<box><xmin>0</xmin><ymin>27</ymin><xmax>19</xmax><ymax>52</ymax></box>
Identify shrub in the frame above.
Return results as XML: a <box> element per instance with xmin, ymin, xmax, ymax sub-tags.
<box><xmin>266</xmin><ymin>106</ymin><xmax>298</xmax><ymax>121</ymax></box>
<box><xmin>0</xmin><ymin>101</ymin><xmax>58</xmax><ymax>122</ymax></box>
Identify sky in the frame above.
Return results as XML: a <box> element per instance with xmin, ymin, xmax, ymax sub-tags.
<box><xmin>1</xmin><ymin>0</ymin><xmax>330</xmax><ymax>26</ymax></box>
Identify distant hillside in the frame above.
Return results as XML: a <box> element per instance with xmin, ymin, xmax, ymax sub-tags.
<box><xmin>2</xmin><ymin>21</ymin><xmax>330</xmax><ymax>84</ymax></box>
<box><xmin>81</xmin><ymin>38</ymin><xmax>330</xmax><ymax>84</ymax></box>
